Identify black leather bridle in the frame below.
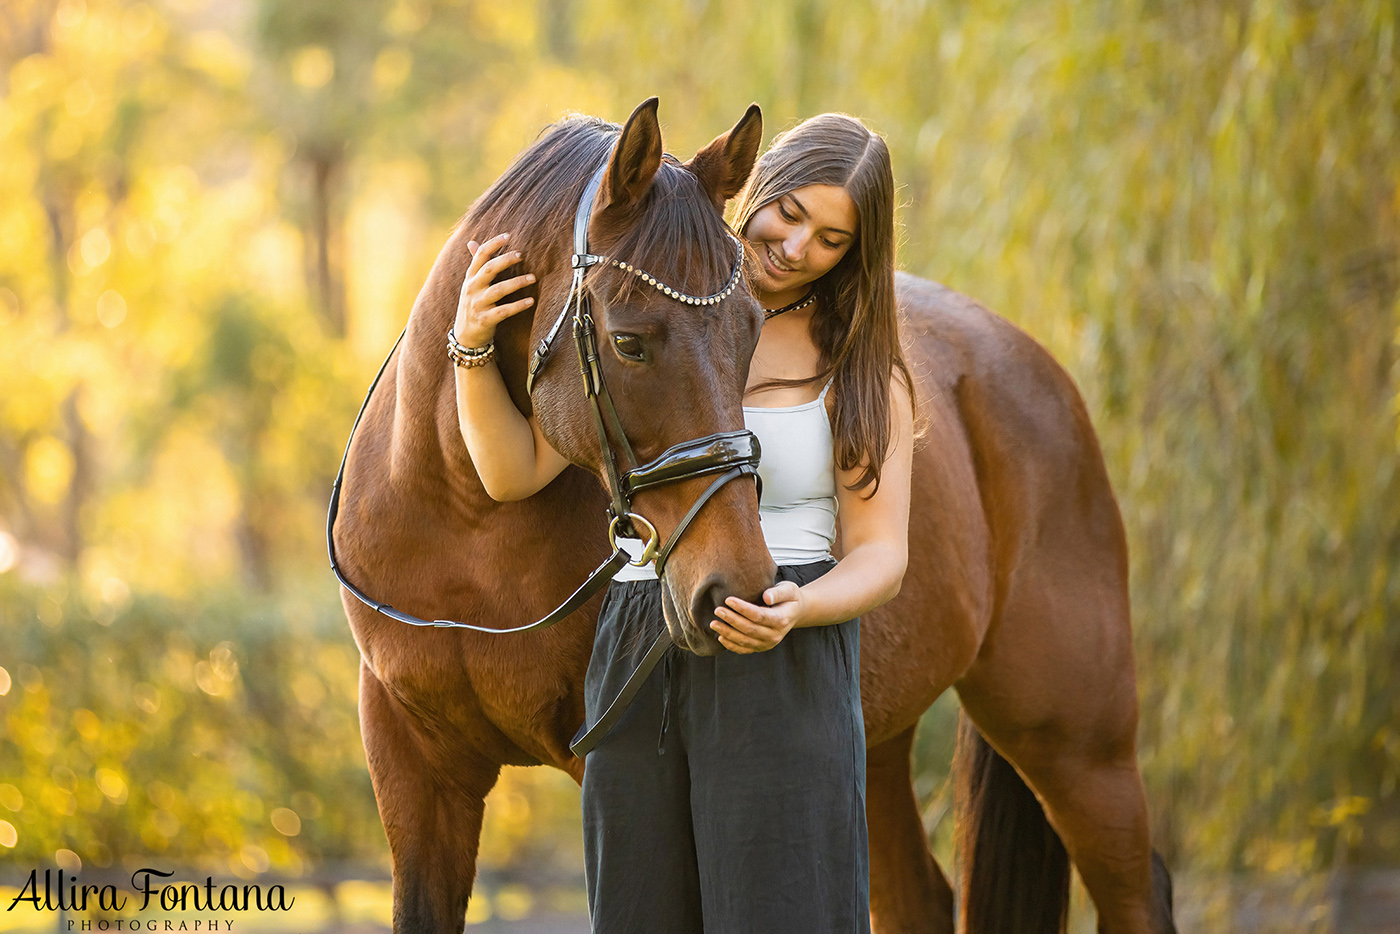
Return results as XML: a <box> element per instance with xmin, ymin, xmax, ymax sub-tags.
<box><xmin>327</xmin><ymin>156</ymin><xmax>762</xmax><ymax>751</ymax></box>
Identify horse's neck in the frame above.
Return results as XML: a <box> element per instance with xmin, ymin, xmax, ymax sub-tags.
<box><xmin>389</xmin><ymin>226</ymin><xmax>557</xmax><ymax>502</ymax></box>
<box><xmin>385</xmin><ymin>234</ymin><xmax>480</xmax><ymax>500</ymax></box>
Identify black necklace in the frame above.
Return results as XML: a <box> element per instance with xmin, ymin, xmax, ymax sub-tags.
<box><xmin>763</xmin><ymin>290</ymin><xmax>816</xmax><ymax>321</ymax></box>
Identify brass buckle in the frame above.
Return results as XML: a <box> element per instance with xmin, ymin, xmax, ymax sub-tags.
<box><xmin>608</xmin><ymin>512</ymin><xmax>659</xmax><ymax>566</ymax></box>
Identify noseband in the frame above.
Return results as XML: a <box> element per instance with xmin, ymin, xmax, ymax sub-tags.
<box><xmin>327</xmin><ymin>156</ymin><xmax>762</xmax><ymax>638</ymax></box>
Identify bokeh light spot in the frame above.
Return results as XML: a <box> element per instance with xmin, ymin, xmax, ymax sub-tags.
<box><xmin>291</xmin><ymin>46</ymin><xmax>333</xmax><ymax>89</ymax></box>
<box><xmin>0</xmin><ymin>532</ymin><xmax>20</xmax><ymax>574</ymax></box>
<box><xmin>79</xmin><ymin>228</ymin><xmax>112</xmax><ymax>268</ymax></box>
<box><xmin>96</xmin><ymin>769</ymin><xmax>128</xmax><ymax>803</ymax></box>
<box><xmin>271</xmin><ymin>807</ymin><xmax>301</xmax><ymax>836</ymax></box>
<box><xmin>97</xmin><ymin>290</ymin><xmax>127</xmax><ymax>327</ymax></box>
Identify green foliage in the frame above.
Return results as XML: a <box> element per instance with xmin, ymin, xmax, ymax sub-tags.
<box><xmin>0</xmin><ymin>575</ymin><xmax>379</xmax><ymax>873</ymax></box>
<box><xmin>0</xmin><ymin>0</ymin><xmax>1396</xmax><ymax>880</ymax></box>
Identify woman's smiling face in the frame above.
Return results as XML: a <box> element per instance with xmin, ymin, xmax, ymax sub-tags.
<box><xmin>742</xmin><ymin>184</ymin><xmax>859</xmax><ymax>304</ymax></box>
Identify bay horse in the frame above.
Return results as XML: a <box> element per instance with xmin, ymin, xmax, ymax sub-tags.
<box><xmin>331</xmin><ymin>98</ymin><xmax>1178</xmax><ymax>933</ymax></box>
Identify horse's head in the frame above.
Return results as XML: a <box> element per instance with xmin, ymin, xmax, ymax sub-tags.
<box><xmin>483</xmin><ymin>99</ymin><xmax>773</xmax><ymax>655</ymax></box>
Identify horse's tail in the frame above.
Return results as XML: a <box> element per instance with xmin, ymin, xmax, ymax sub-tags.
<box><xmin>954</xmin><ymin>713</ymin><xmax>1070</xmax><ymax>934</ymax></box>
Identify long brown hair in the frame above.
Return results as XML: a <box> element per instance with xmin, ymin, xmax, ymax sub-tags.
<box><xmin>731</xmin><ymin>113</ymin><xmax>916</xmax><ymax>496</ymax></box>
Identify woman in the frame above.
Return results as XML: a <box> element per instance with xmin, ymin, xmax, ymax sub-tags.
<box><xmin>453</xmin><ymin>113</ymin><xmax>915</xmax><ymax>933</ymax></box>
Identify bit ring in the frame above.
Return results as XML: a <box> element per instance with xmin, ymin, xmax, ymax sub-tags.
<box><xmin>608</xmin><ymin>513</ymin><xmax>659</xmax><ymax>566</ymax></box>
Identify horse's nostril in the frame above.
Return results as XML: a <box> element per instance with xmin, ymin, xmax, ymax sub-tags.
<box><xmin>690</xmin><ymin>576</ymin><xmax>728</xmax><ymax>636</ymax></box>
<box><xmin>707</xmin><ymin>581</ymin><xmax>728</xmax><ymax>623</ymax></box>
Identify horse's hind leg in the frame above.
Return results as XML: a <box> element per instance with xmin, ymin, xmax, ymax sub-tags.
<box><xmin>956</xmin><ymin>594</ymin><xmax>1177</xmax><ymax>934</ymax></box>
<box><xmin>866</xmin><ymin>724</ymin><xmax>955</xmax><ymax>934</ymax></box>
<box><xmin>359</xmin><ymin>660</ymin><xmax>500</xmax><ymax>934</ymax></box>
<box><xmin>983</xmin><ymin>727</ymin><xmax>1173</xmax><ymax>934</ymax></box>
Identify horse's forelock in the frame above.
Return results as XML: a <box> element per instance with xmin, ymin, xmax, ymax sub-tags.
<box><xmin>600</xmin><ymin>162</ymin><xmax>737</xmax><ymax>307</ymax></box>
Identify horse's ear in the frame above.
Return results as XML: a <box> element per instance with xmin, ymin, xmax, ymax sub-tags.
<box><xmin>685</xmin><ymin>103</ymin><xmax>763</xmax><ymax>210</ymax></box>
<box><xmin>600</xmin><ymin>97</ymin><xmax>663</xmax><ymax>213</ymax></box>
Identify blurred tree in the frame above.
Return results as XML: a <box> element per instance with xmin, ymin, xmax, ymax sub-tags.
<box><xmin>251</xmin><ymin>0</ymin><xmax>504</xmax><ymax>335</ymax></box>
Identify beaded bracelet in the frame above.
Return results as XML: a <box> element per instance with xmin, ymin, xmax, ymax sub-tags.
<box><xmin>447</xmin><ymin>328</ymin><xmax>495</xmax><ymax>369</ymax></box>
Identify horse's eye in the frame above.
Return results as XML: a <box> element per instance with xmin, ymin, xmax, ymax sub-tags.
<box><xmin>612</xmin><ymin>333</ymin><xmax>646</xmax><ymax>361</ymax></box>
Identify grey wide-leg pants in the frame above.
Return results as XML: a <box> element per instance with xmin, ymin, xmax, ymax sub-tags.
<box><xmin>574</xmin><ymin>559</ymin><xmax>871</xmax><ymax>934</ymax></box>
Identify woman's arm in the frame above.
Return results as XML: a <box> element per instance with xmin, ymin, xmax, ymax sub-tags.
<box><xmin>455</xmin><ymin>234</ymin><xmax>571</xmax><ymax>501</ymax></box>
<box><xmin>710</xmin><ymin>374</ymin><xmax>914</xmax><ymax>653</ymax></box>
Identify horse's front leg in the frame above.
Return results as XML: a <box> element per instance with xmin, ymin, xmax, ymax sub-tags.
<box><xmin>359</xmin><ymin>659</ymin><xmax>501</xmax><ymax>934</ymax></box>
<box><xmin>866</xmin><ymin>724</ymin><xmax>955</xmax><ymax>934</ymax></box>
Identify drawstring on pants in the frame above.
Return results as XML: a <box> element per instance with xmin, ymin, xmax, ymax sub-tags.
<box><xmin>657</xmin><ymin>647</ymin><xmax>675</xmax><ymax>756</ymax></box>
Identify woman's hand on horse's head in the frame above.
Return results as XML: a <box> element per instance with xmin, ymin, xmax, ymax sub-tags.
<box><xmin>709</xmin><ymin>581</ymin><xmax>804</xmax><ymax>653</ymax></box>
<box><xmin>454</xmin><ymin>233</ymin><xmax>537</xmax><ymax>347</ymax></box>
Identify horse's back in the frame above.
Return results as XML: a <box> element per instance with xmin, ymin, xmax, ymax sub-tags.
<box><xmin>897</xmin><ymin>271</ymin><xmax>1106</xmax><ymax>485</ymax></box>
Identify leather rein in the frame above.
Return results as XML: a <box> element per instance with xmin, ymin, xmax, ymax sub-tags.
<box><xmin>327</xmin><ymin>158</ymin><xmax>761</xmax><ymax>643</ymax></box>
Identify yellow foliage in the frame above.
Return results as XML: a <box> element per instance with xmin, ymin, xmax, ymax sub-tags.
<box><xmin>372</xmin><ymin>46</ymin><xmax>413</xmax><ymax>93</ymax></box>
<box><xmin>186</xmin><ymin>30</ymin><xmax>250</xmax><ymax>87</ymax></box>
<box><xmin>24</xmin><ymin>437</ymin><xmax>73</xmax><ymax>506</ymax></box>
<box><xmin>290</xmin><ymin>45</ymin><xmax>334</xmax><ymax>89</ymax></box>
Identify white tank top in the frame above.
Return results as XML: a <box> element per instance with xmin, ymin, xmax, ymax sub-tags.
<box><xmin>614</xmin><ymin>376</ymin><xmax>837</xmax><ymax>580</ymax></box>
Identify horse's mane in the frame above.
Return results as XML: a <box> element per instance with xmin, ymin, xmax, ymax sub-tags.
<box><xmin>462</xmin><ymin>114</ymin><xmax>737</xmax><ymax>299</ymax></box>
